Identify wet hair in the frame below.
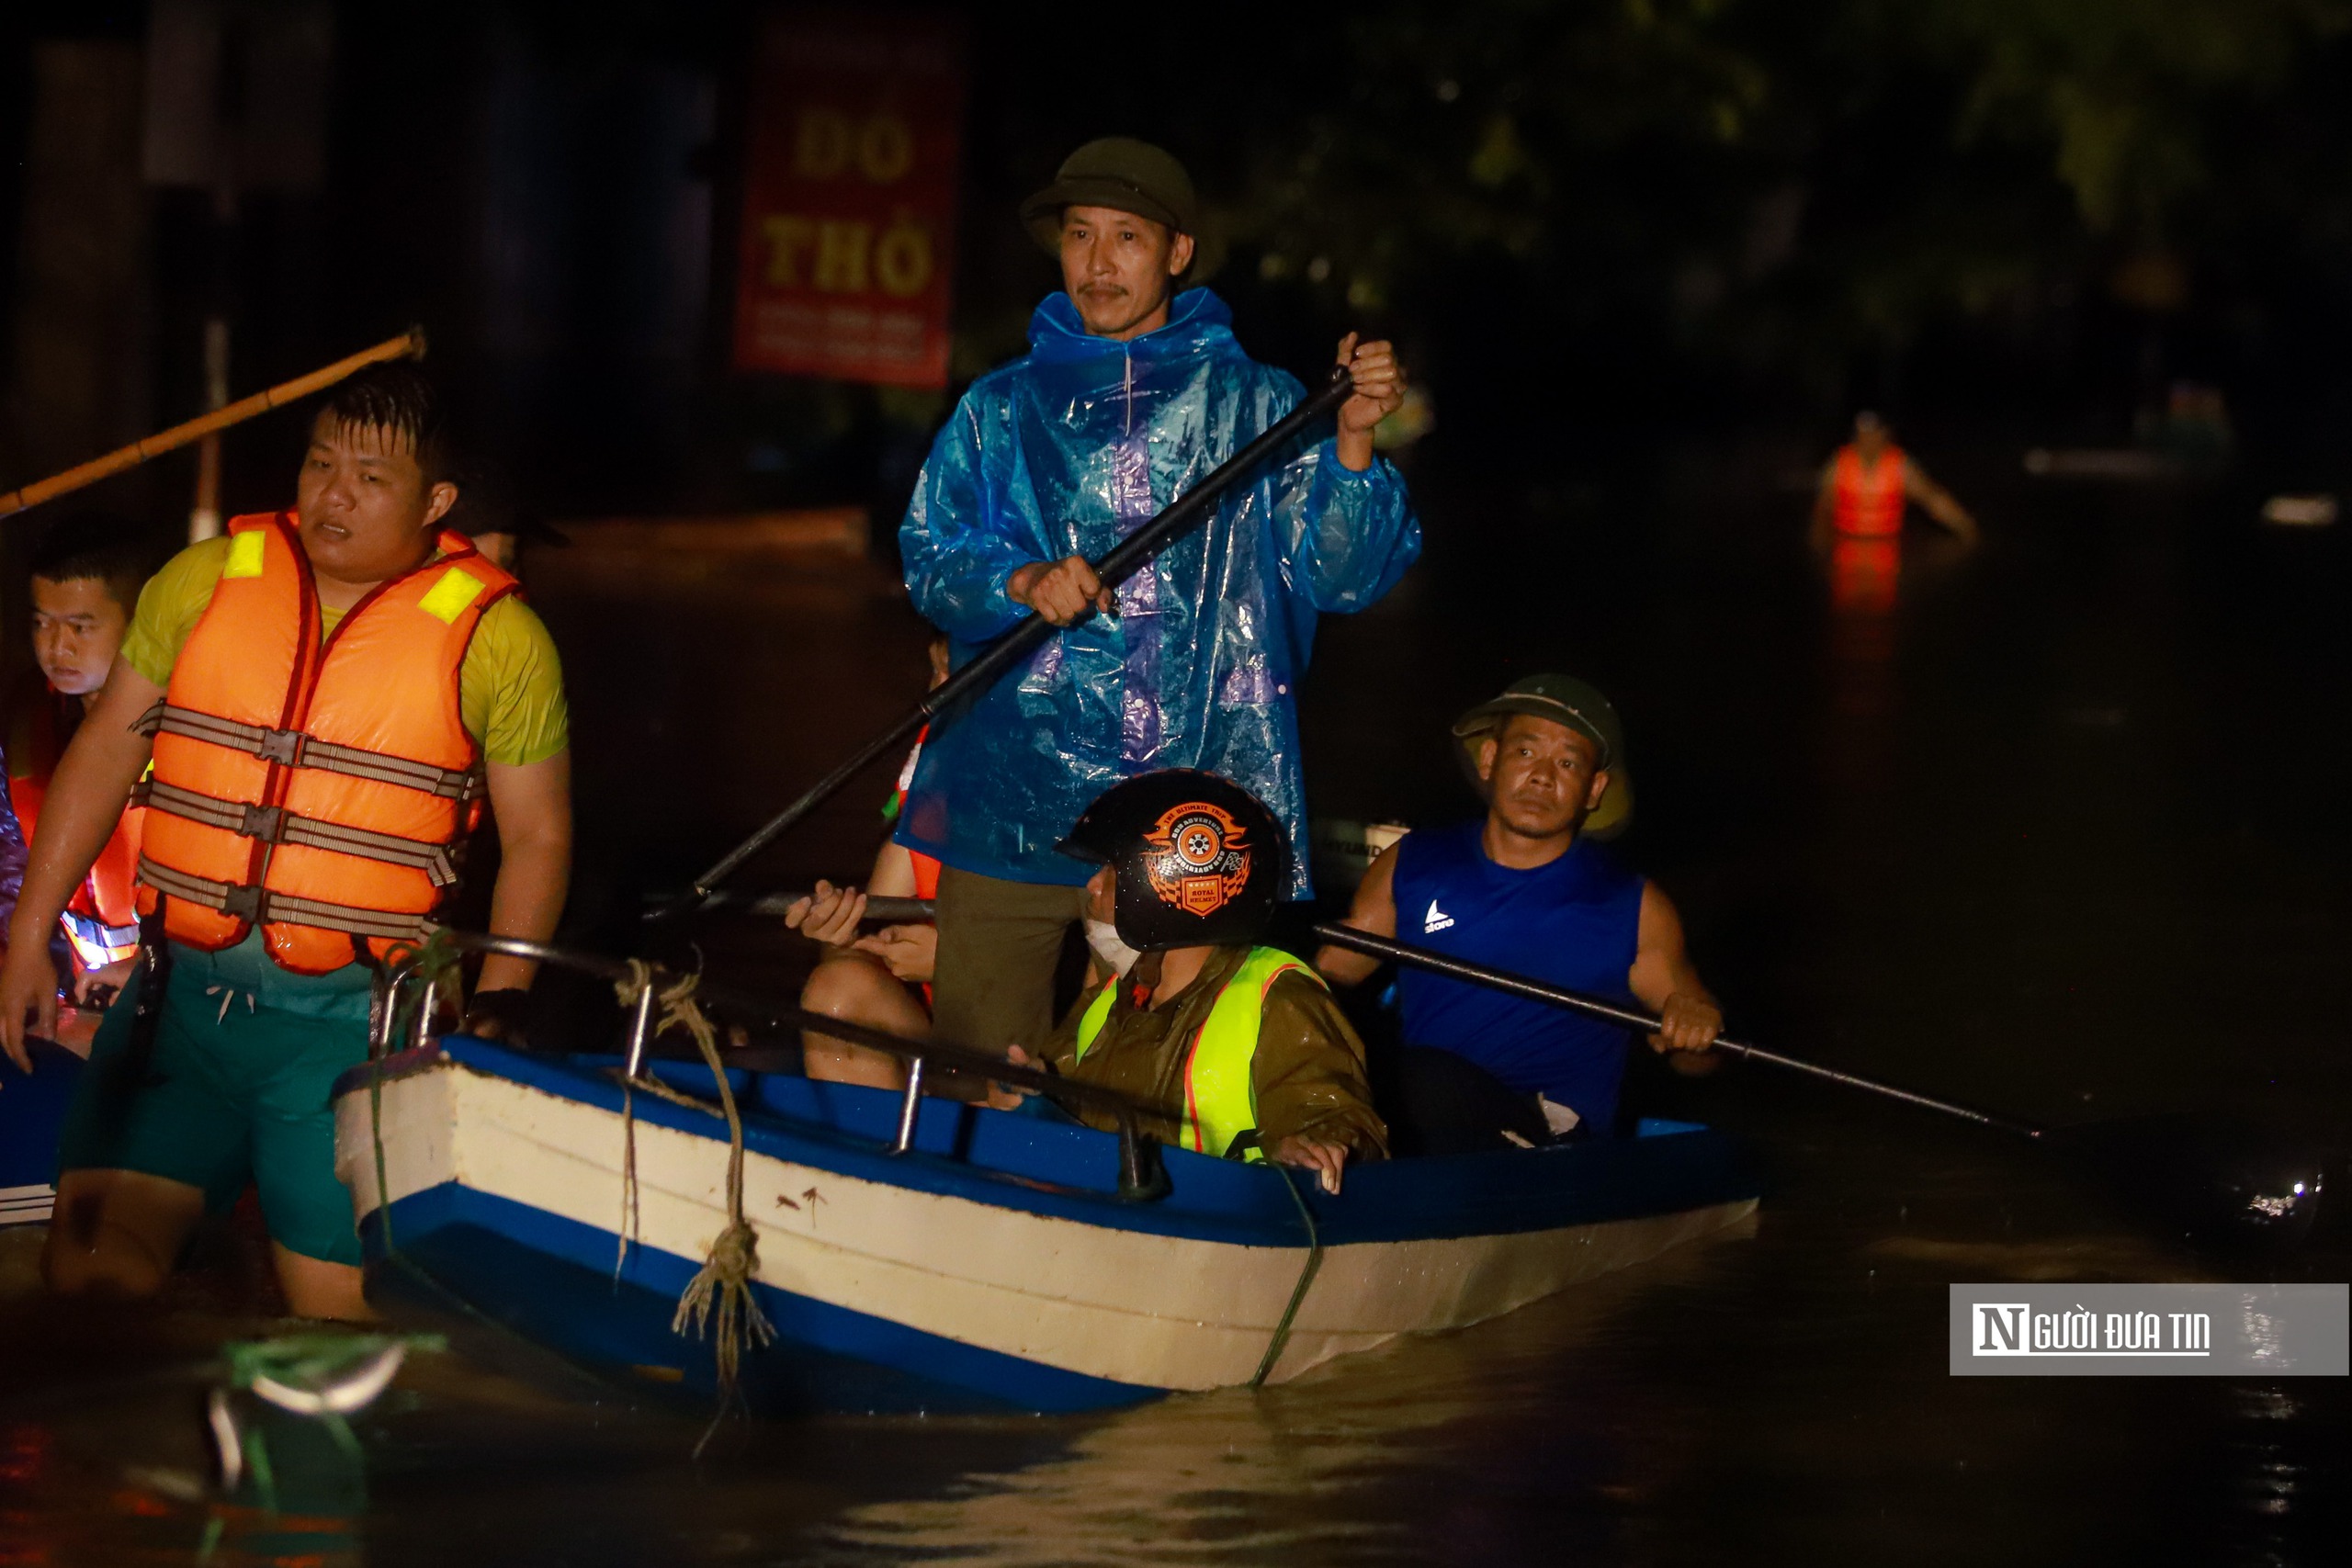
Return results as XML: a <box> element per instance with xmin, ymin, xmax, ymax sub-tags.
<box><xmin>28</xmin><ymin>511</ymin><xmax>164</xmax><ymax>609</ymax></box>
<box><xmin>315</xmin><ymin>363</ymin><xmax>454</xmax><ymax>484</ymax></box>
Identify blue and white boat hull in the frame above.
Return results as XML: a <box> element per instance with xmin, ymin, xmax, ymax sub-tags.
<box><xmin>334</xmin><ymin>1040</ymin><xmax>1758</xmax><ymax>1415</ymax></box>
<box><xmin>2</xmin><ymin>1041</ymin><xmax>83</xmax><ymax>1231</ymax></box>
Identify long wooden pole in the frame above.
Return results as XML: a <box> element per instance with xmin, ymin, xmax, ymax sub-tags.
<box><xmin>1307</xmin><ymin>923</ymin><xmax>2048</xmax><ymax>1137</ymax></box>
<box><xmin>720</xmin><ymin>893</ymin><xmax>2037</xmax><ymax>1132</ymax></box>
<box><xmin>654</xmin><ymin>365</ymin><xmax>1357</xmax><ymax>920</ymax></box>
<box><xmin>0</xmin><ymin>326</ymin><xmax>427</xmax><ymax>520</ymax></box>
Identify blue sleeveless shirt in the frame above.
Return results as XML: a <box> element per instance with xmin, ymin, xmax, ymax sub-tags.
<box><xmin>1389</xmin><ymin>821</ymin><xmax>1646</xmax><ymax>1131</ymax></box>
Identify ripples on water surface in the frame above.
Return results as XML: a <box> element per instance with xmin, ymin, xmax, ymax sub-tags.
<box><xmin>4</xmin><ymin>464</ymin><xmax>2347</xmax><ymax>1563</ymax></box>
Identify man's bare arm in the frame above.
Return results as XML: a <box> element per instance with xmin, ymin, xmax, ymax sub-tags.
<box><xmin>865</xmin><ymin>837</ymin><xmax>919</xmax><ymax>898</ymax></box>
<box><xmin>835</xmin><ymin>837</ymin><xmax>935</xmax><ymax>981</ymax></box>
<box><xmin>1315</xmin><ymin>840</ymin><xmax>1400</xmax><ymax>986</ymax></box>
<box><xmin>1904</xmin><ymin>460</ymin><xmax>1980</xmax><ymax>544</ymax></box>
<box><xmin>1627</xmin><ymin>882</ymin><xmax>1722</xmax><ymax>1060</ymax></box>
<box><xmin>0</xmin><ymin>660</ymin><xmax>161</xmax><ymax>1066</ymax></box>
<box><xmin>476</xmin><ymin>750</ymin><xmax>571</xmax><ymax>996</ymax></box>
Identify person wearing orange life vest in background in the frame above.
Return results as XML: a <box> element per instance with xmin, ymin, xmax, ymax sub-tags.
<box><xmin>1808</xmin><ymin>412</ymin><xmax>1978</xmax><ymax>614</ymax></box>
<box><xmin>0</xmin><ymin>366</ymin><xmax>573</xmax><ymax>1322</ymax></box>
<box><xmin>7</xmin><ymin>515</ymin><xmax>164</xmax><ymax>1017</ymax></box>
<box><xmin>783</xmin><ymin>636</ymin><xmax>951</xmax><ymax>1089</ymax></box>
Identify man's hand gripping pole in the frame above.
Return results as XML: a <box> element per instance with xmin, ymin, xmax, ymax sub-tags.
<box><xmin>654</xmin><ymin>365</ymin><xmax>1356</xmax><ymax>921</ymax></box>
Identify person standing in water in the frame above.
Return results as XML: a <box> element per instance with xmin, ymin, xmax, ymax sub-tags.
<box><xmin>0</xmin><ymin>365</ymin><xmax>573</xmax><ymax>1320</ymax></box>
<box><xmin>8</xmin><ymin>515</ymin><xmax>164</xmax><ymax>1007</ymax></box>
<box><xmin>1808</xmin><ymin>412</ymin><xmax>1978</xmax><ymax>616</ymax></box>
<box><xmin>1810</xmin><ymin>411</ymin><xmax>1979</xmax><ymax>550</ymax></box>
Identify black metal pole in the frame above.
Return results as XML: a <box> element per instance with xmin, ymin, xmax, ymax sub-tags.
<box><xmin>1308</xmin><ymin>922</ymin><xmax>2046</xmax><ymax>1139</ymax></box>
<box><xmin>438</xmin><ymin>932</ymin><xmax>1117</xmax><ymax>1110</ymax></box>
<box><xmin>688</xmin><ymin>890</ymin><xmax>936</xmax><ymax>924</ymax></box>
<box><xmin>669</xmin><ymin>899</ymin><xmax>2041</xmax><ymax>1137</ymax></box>
<box><xmin>655</xmin><ymin>367</ymin><xmax>1357</xmax><ymax>920</ymax></box>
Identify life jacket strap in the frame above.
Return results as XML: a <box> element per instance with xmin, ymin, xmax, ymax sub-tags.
<box><xmin>138</xmin><ymin>702</ymin><xmax>485</xmax><ymax>803</ymax></box>
<box><xmin>136</xmin><ymin>854</ymin><xmax>436</xmax><ymax>944</ymax></box>
<box><xmin>134</xmin><ymin>778</ymin><xmax>460</xmax><ymax>886</ymax></box>
<box><xmin>61</xmin><ymin>908</ymin><xmax>141</xmax><ymax>968</ymax></box>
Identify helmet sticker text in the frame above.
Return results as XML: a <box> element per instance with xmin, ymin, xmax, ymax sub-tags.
<box><xmin>1142</xmin><ymin>801</ymin><xmax>1253</xmax><ymax>918</ymax></box>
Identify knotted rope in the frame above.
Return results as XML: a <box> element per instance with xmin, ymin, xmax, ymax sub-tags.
<box><xmin>401</xmin><ymin>929</ymin><xmax>468</xmax><ymax>1025</ymax></box>
<box><xmin>613</xmin><ymin>960</ymin><xmax>775</xmax><ymax>1418</ymax></box>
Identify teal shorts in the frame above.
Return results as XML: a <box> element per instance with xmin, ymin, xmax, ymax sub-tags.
<box><xmin>56</xmin><ymin>944</ymin><xmax>375</xmax><ymax>1267</ymax></box>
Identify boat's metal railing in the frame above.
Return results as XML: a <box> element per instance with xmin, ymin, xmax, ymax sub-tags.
<box><xmin>369</xmin><ymin>931</ymin><xmax>1172</xmax><ymax>1201</ymax></box>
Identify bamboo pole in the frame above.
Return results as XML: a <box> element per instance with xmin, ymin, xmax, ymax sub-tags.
<box><xmin>0</xmin><ymin>326</ymin><xmax>427</xmax><ymax>520</ymax></box>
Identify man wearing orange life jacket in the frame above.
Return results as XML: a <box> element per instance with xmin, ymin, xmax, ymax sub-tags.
<box><xmin>0</xmin><ymin>366</ymin><xmax>573</xmax><ymax>1321</ymax></box>
<box><xmin>1808</xmin><ymin>412</ymin><xmax>1979</xmax><ymax>615</ymax></box>
<box><xmin>1809</xmin><ymin>412</ymin><xmax>1979</xmax><ymax>547</ymax></box>
<box><xmin>7</xmin><ymin>515</ymin><xmax>162</xmax><ymax>1010</ymax></box>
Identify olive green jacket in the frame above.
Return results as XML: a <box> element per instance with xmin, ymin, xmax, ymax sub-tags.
<box><xmin>1041</xmin><ymin>944</ymin><xmax>1388</xmax><ymax>1159</ymax></box>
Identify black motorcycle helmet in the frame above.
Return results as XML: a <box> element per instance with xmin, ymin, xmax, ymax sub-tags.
<box><xmin>1057</xmin><ymin>769</ymin><xmax>1288</xmax><ymax>952</ymax></box>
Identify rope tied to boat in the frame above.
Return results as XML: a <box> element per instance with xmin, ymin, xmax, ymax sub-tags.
<box><xmin>612</xmin><ymin>964</ymin><xmax>647</xmax><ymax>1283</ymax></box>
<box><xmin>1252</xmin><ymin>1163</ymin><xmax>1325</xmax><ymax>1388</ymax></box>
<box><xmin>612</xmin><ymin>960</ymin><xmax>775</xmax><ymax>1422</ymax></box>
<box><xmin>402</xmin><ymin>928</ymin><xmax>468</xmax><ymax>1017</ymax></box>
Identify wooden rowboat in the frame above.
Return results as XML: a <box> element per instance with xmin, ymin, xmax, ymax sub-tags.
<box><xmin>333</xmin><ymin>1033</ymin><xmax>1758</xmax><ymax>1416</ymax></box>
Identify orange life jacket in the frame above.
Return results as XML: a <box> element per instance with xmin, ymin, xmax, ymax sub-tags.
<box><xmin>889</xmin><ymin>727</ymin><xmax>942</xmax><ymax>900</ymax></box>
<box><xmin>1828</xmin><ymin>537</ymin><xmax>1901</xmax><ymax>617</ymax></box>
<box><xmin>134</xmin><ymin>513</ymin><xmax>517</xmax><ymax>976</ymax></box>
<box><xmin>884</xmin><ymin>728</ymin><xmax>943</xmax><ymax>1003</ymax></box>
<box><xmin>1830</xmin><ymin>444</ymin><xmax>1909</xmax><ymax>538</ymax></box>
<box><xmin>7</xmin><ymin>683</ymin><xmax>145</xmax><ymax>970</ymax></box>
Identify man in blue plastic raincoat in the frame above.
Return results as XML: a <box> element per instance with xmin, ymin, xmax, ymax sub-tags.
<box><xmin>896</xmin><ymin>137</ymin><xmax>1421</xmax><ymax>1055</ymax></box>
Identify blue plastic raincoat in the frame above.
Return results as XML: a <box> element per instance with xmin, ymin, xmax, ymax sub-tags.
<box><xmin>897</xmin><ymin>289</ymin><xmax>1421</xmax><ymax>897</ymax></box>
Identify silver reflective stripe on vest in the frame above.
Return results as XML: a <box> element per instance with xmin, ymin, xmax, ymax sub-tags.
<box><xmin>61</xmin><ymin>908</ymin><xmax>141</xmax><ymax>961</ymax></box>
<box><xmin>135</xmin><ymin>778</ymin><xmax>459</xmax><ymax>886</ymax></box>
<box><xmin>136</xmin><ymin>855</ymin><xmax>436</xmax><ymax>943</ymax></box>
<box><xmin>137</xmin><ymin>702</ymin><xmax>484</xmax><ymax>802</ymax></box>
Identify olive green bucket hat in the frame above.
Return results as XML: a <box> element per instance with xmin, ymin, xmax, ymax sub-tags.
<box><xmin>1451</xmin><ymin>673</ymin><xmax>1635</xmax><ymax>840</ymax></box>
<box><xmin>1019</xmin><ymin>137</ymin><xmax>1198</xmax><ymax>252</ymax></box>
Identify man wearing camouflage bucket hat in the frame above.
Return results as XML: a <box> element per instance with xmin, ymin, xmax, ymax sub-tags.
<box><xmin>1317</xmin><ymin>675</ymin><xmax>1724</xmax><ymax>1154</ymax></box>
<box><xmin>889</xmin><ymin>136</ymin><xmax>1421</xmax><ymax>1057</ymax></box>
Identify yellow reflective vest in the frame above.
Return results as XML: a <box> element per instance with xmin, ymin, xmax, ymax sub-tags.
<box><xmin>1070</xmin><ymin>946</ymin><xmax>1320</xmax><ymax>1159</ymax></box>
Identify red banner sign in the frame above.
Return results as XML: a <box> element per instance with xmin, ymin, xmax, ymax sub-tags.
<box><xmin>732</xmin><ymin>12</ymin><xmax>965</xmax><ymax>388</ymax></box>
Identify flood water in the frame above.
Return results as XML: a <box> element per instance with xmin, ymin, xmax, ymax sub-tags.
<box><xmin>5</xmin><ymin>444</ymin><xmax>2348</xmax><ymax>1564</ymax></box>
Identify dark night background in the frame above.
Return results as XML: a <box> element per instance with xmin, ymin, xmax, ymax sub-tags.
<box><xmin>7</xmin><ymin>0</ymin><xmax>2352</xmax><ymax>1012</ymax></box>
<box><xmin>4</xmin><ymin>0</ymin><xmax>2351</xmax><ymax>977</ymax></box>
<box><xmin>5</xmin><ymin>7</ymin><xmax>2352</xmax><ymax>1564</ymax></box>
<box><xmin>8</xmin><ymin>0</ymin><xmax>2352</xmax><ymax>533</ymax></box>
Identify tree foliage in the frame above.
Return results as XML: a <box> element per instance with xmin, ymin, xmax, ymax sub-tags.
<box><xmin>1189</xmin><ymin>0</ymin><xmax>2352</xmax><ymax>398</ymax></box>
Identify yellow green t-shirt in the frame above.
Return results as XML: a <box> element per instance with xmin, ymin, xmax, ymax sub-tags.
<box><xmin>119</xmin><ymin>535</ymin><xmax>569</xmax><ymax>767</ymax></box>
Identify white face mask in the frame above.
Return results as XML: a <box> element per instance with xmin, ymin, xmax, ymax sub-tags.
<box><xmin>1085</xmin><ymin>919</ymin><xmax>1143</xmax><ymax>976</ymax></box>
